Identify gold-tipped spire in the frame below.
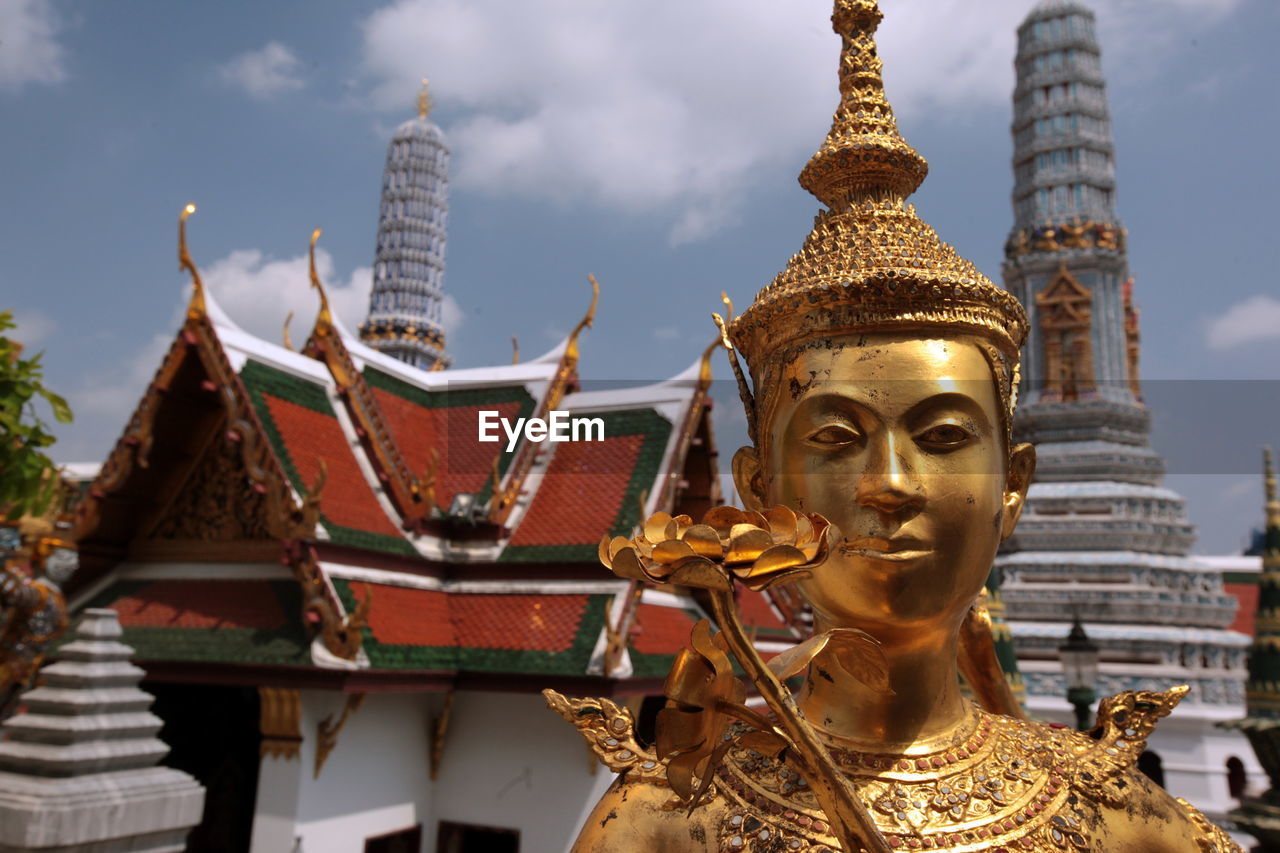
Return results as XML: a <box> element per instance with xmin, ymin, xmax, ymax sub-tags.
<box><xmin>308</xmin><ymin>228</ymin><xmax>334</xmax><ymax>331</ymax></box>
<box><xmin>178</xmin><ymin>203</ymin><xmax>207</xmax><ymax>320</ymax></box>
<box><xmin>417</xmin><ymin>78</ymin><xmax>432</xmax><ymax>119</ymax></box>
<box><xmin>565</xmin><ymin>274</ymin><xmax>600</xmax><ymax>364</ymax></box>
<box><xmin>798</xmin><ymin>0</ymin><xmax>928</xmax><ymax>210</ymax></box>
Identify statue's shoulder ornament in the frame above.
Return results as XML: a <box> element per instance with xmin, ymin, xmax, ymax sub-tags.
<box><xmin>1061</xmin><ymin>685</ymin><xmax>1239</xmax><ymax>851</ymax></box>
<box><xmin>542</xmin><ymin>689</ymin><xmax>667</xmax><ymax>783</ymax></box>
<box><xmin>1064</xmin><ymin>685</ymin><xmax>1187</xmax><ymax>806</ymax></box>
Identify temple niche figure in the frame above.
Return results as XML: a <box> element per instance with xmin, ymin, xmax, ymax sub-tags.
<box><xmin>547</xmin><ymin>2</ymin><xmax>1239</xmax><ymax>852</ymax></box>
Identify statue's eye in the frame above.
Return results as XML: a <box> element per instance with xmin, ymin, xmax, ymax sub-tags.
<box><xmin>916</xmin><ymin>423</ymin><xmax>972</xmax><ymax>450</ymax></box>
<box><xmin>806</xmin><ymin>424</ymin><xmax>860</xmax><ymax>446</ymax></box>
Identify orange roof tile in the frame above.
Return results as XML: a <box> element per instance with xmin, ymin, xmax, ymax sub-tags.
<box><xmin>111</xmin><ymin>580</ymin><xmax>289</xmax><ymax>630</ymax></box>
<box><xmin>736</xmin><ymin>588</ymin><xmax>792</xmax><ymax>636</ymax></box>
<box><xmin>631</xmin><ymin>603</ymin><xmax>697</xmax><ymax>656</ymax></box>
<box><xmin>349</xmin><ymin>582</ymin><xmax>454</xmax><ymax>647</ymax></box>
<box><xmin>452</xmin><ymin>593</ymin><xmax>590</xmax><ymax>652</ymax></box>
<box><xmin>372</xmin><ymin>388</ymin><xmax>524</xmax><ymax>508</ymax></box>
<box><xmin>507</xmin><ymin>434</ymin><xmax>646</xmax><ymax>547</ymax></box>
<box><xmin>263</xmin><ymin>394</ymin><xmax>404</xmax><ymax>539</ymax></box>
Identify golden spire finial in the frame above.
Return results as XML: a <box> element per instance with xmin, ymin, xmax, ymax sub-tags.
<box><xmin>178</xmin><ymin>203</ymin><xmax>207</xmax><ymax>320</ymax></box>
<box><xmin>565</xmin><ymin>274</ymin><xmax>600</xmax><ymax>364</ymax></box>
<box><xmin>308</xmin><ymin>228</ymin><xmax>333</xmax><ymax>331</ymax></box>
<box><xmin>798</xmin><ymin>0</ymin><xmax>928</xmax><ymax>210</ymax></box>
<box><xmin>511</xmin><ymin>335</ymin><xmax>520</xmax><ymax>365</ymax></box>
<box><xmin>417</xmin><ymin>78</ymin><xmax>431</xmax><ymax>119</ymax></box>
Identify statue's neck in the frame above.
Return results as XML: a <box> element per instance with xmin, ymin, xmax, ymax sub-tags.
<box><xmin>796</xmin><ymin>616</ymin><xmax>970</xmax><ymax>747</ymax></box>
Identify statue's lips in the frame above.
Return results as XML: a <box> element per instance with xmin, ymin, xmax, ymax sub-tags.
<box><xmin>838</xmin><ymin>537</ymin><xmax>930</xmax><ymax>562</ymax></box>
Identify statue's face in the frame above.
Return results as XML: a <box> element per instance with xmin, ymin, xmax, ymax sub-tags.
<box><xmin>737</xmin><ymin>333</ymin><xmax>1031</xmax><ymax>634</ymax></box>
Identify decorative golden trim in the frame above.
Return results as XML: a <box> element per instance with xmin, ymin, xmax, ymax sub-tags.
<box><xmin>429</xmin><ymin>689</ymin><xmax>455</xmax><ymax>780</ymax></box>
<box><xmin>417</xmin><ymin>78</ymin><xmax>431</xmax><ymax>119</ymax></box>
<box><xmin>178</xmin><ymin>203</ymin><xmax>206</xmax><ymax>321</ymax></box>
<box><xmin>74</xmin><ymin>208</ymin><xmax>319</xmax><ymax>547</ymax></box>
<box><xmin>315</xmin><ymin>692</ymin><xmax>366</xmax><ymax>778</ymax></box>
<box><xmin>302</xmin><ymin>230</ymin><xmax>434</xmax><ymax>529</ymax></box>
<box><xmin>488</xmin><ymin>275</ymin><xmax>599</xmax><ymax>525</ymax></box>
<box><xmin>542</xmin><ymin>690</ymin><xmax>664</xmax><ymax>779</ymax></box>
<box><xmin>1036</xmin><ymin>264</ymin><xmax>1095</xmax><ymax>402</ymax></box>
<box><xmin>285</xmin><ymin>541</ymin><xmax>368</xmax><ymax>661</ymax></box>
<box><xmin>259</xmin><ymin>687</ymin><xmax>303</xmax><ymax>760</ymax></box>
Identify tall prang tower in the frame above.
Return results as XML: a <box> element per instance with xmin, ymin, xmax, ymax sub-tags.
<box><xmin>996</xmin><ymin>0</ymin><xmax>1252</xmax><ymax>816</ymax></box>
<box><xmin>359</xmin><ymin>80</ymin><xmax>451</xmax><ymax>369</ymax></box>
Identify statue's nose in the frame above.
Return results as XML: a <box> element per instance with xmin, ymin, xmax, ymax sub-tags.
<box><xmin>854</xmin><ymin>430</ymin><xmax>925</xmax><ymax>519</ymax></box>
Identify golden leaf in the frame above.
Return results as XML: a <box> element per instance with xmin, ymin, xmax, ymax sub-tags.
<box><xmin>644</xmin><ymin>511</ymin><xmax>674</xmax><ymax>544</ymax></box>
<box><xmin>725</xmin><ymin>527</ymin><xmax>774</xmax><ymax>564</ymax></box>
<box><xmin>652</xmin><ymin>538</ymin><xmax>698</xmax><ymax>565</ymax></box>
<box><xmin>764</xmin><ymin>506</ymin><xmax>797</xmax><ymax>543</ymax></box>
<box><xmin>669</xmin><ymin>559</ymin><xmax>733</xmax><ymax>592</ymax></box>
<box><xmin>682</xmin><ymin>524</ymin><xmax>724</xmax><ymax>558</ymax></box>
<box><xmin>609</xmin><ymin>547</ymin><xmax>650</xmax><ymax>582</ymax></box>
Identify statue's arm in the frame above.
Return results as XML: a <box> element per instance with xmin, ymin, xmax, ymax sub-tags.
<box><xmin>571</xmin><ymin>775</ymin><xmax>716</xmax><ymax>853</ymax></box>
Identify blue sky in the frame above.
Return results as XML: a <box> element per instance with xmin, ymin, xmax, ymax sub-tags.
<box><xmin>1</xmin><ymin>0</ymin><xmax>1276</xmax><ymax>552</ymax></box>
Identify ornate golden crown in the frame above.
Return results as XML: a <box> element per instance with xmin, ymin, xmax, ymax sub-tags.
<box><xmin>726</xmin><ymin>0</ymin><xmax>1028</xmax><ymax>390</ymax></box>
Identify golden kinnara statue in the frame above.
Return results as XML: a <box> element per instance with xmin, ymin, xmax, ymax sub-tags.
<box><xmin>546</xmin><ymin>2</ymin><xmax>1239</xmax><ymax>851</ymax></box>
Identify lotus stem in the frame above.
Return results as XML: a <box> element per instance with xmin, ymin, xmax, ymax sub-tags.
<box><xmin>708</xmin><ymin>586</ymin><xmax>891</xmax><ymax>853</ymax></box>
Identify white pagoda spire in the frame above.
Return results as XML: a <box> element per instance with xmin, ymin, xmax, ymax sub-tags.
<box><xmin>359</xmin><ymin>79</ymin><xmax>451</xmax><ymax>370</ymax></box>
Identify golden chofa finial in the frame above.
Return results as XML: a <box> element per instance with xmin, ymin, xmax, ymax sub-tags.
<box><xmin>308</xmin><ymin>228</ymin><xmax>334</xmax><ymax>331</ymax></box>
<box><xmin>417</xmin><ymin>78</ymin><xmax>431</xmax><ymax>118</ymax></box>
<box><xmin>799</xmin><ymin>0</ymin><xmax>928</xmax><ymax>209</ymax></box>
<box><xmin>178</xmin><ymin>203</ymin><xmax>207</xmax><ymax>320</ymax></box>
<box><xmin>564</xmin><ymin>274</ymin><xmax>600</xmax><ymax>365</ymax></box>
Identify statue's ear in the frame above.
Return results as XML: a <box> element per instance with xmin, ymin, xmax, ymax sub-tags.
<box><xmin>1001</xmin><ymin>442</ymin><xmax>1036</xmax><ymax>540</ymax></box>
<box><xmin>731</xmin><ymin>446</ymin><xmax>766</xmax><ymax>512</ymax></box>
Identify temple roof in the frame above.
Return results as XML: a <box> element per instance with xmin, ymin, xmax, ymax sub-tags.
<box><xmin>67</xmin><ymin>242</ymin><xmax>734</xmax><ymax>689</ymax></box>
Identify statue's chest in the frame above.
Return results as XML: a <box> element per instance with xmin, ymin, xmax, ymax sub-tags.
<box><xmin>712</xmin><ymin>720</ymin><xmax>1098</xmax><ymax>852</ymax></box>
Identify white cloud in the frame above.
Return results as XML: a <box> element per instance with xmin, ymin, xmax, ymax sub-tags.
<box><xmin>204</xmin><ymin>247</ymin><xmax>462</xmax><ymax>344</ymax></box>
<box><xmin>8</xmin><ymin>308</ymin><xmax>55</xmax><ymax>347</ymax></box>
<box><xmin>358</xmin><ymin>0</ymin><xmax>1242</xmax><ymax>244</ymax></box>
<box><xmin>1205</xmin><ymin>295</ymin><xmax>1280</xmax><ymax>350</ymax></box>
<box><xmin>203</xmin><ymin>248</ymin><xmax>369</xmax><ymax>343</ymax></box>
<box><xmin>218</xmin><ymin>41</ymin><xmax>305</xmax><ymax>99</ymax></box>
<box><xmin>0</xmin><ymin>0</ymin><xmax>66</xmax><ymax>92</ymax></box>
<box><xmin>652</xmin><ymin>326</ymin><xmax>679</xmax><ymax>341</ymax></box>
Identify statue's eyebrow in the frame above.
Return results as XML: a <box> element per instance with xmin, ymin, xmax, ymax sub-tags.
<box><xmin>902</xmin><ymin>391</ymin><xmax>992</xmax><ymax>434</ymax></box>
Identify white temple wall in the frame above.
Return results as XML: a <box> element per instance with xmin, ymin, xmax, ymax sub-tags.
<box><xmin>255</xmin><ymin>689</ymin><xmax>440</xmax><ymax>853</ymax></box>
<box><xmin>432</xmin><ymin>690</ymin><xmax>616</xmax><ymax>853</ymax></box>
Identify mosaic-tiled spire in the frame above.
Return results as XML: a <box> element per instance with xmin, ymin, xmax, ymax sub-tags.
<box><xmin>1009</xmin><ymin>0</ymin><xmax>1118</xmax><ymax>234</ymax></box>
<box><xmin>359</xmin><ymin>79</ymin><xmax>451</xmax><ymax>370</ymax></box>
<box><xmin>997</xmin><ymin>1</ymin><xmax>1247</xmax><ymax>720</ymax></box>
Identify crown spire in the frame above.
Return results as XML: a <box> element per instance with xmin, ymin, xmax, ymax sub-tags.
<box><xmin>798</xmin><ymin>0</ymin><xmax>928</xmax><ymax>210</ymax></box>
<box><xmin>417</xmin><ymin>78</ymin><xmax>431</xmax><ymax>119</ymax></box>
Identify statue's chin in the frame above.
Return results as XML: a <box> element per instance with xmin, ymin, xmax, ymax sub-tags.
<box><xmin>800</xmin><ymin>552</ymin><xmax>984</xmax><ymax>636</ymax></box>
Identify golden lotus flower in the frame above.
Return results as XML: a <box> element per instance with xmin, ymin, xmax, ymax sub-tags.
<box><xmin>598</xmin><ymin>505</ymin><xmax>831</xmax><ymax>592</ymax></box>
